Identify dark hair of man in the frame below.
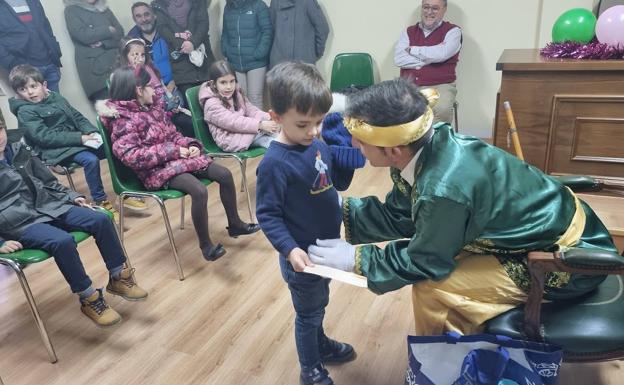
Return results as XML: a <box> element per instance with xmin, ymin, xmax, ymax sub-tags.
<box><xmin>207</xmin><ymin>60</ymin><xmax>241</xmax><ymax>111</ymax></box>
<box><xmin>345</xmin><ymin>78</ymin><xmax>430</xmax><ymax>151</ymax></box>
<box><xmin>109</xmin><ymin>66</ymin><xmax>151</xmax><ymax>101</ymax></box>
<box><xmin>131</xmin><ymin>1</ymin><xmax>151</xmax><ymax>14</ymax></box>
<box><xmin>8</xmin><ymin>64</ymin><xmax>45</xmax><ymax>92</ymax></box>
<box><xmin>266</xmin><ymin>61</ymin><xmax>332</xmax><ymax>116</ymax></box>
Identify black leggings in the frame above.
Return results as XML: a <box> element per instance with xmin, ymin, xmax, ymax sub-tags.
<box><xmin>168</xmin><ymin>163</ymin><xmax>245</xmax><ymax>249</ymax></box>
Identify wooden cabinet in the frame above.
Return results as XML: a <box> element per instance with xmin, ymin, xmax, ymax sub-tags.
<box><xmin>493</xmin><ymin>49</ymin><xmax>624</xmax><ymax>187</ymax></box>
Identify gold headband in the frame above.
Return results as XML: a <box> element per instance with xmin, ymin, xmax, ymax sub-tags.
<box><xmin>344</xmin><ymin>88</ymin><xmax>438</xmax><ymax>147</ymax></box>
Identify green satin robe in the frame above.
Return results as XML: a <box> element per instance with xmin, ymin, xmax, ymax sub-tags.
<box><xmin>345</xmin><ymin>124</ymin><xmax>616</xmax><ymax>300</ymax></box>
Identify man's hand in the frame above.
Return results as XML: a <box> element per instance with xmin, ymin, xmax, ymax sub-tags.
<box><xmin>166</xmin><ymin>81</ymin><xmax>177</xmax><ymax>93</ymax></box>
<box><xmin>180</xmin><ymin>40</ymin><xmax>194</xmax><ymax>54</ymax></box>
<box><xmin>0</xmin><ymin>240</ymin><xmax>23</xmax><ymax>253</ymax></box>
<box><xmin>308</xmin><ymin>239</ymin><xmax>356</xmax><ymax>272</ymax></box>
<box><xmin>180</xmin><ymin>147</ymin><xmax>190</xmax><ymax>158</ymax></box>
<box><xmin>188</xmin><ymin>146</ymin><xmax>201</xmax><ymax>158</ymax></box>
<box><xmin>287</xmin><ymin>247</ymin><xmax>313</xmax><ymax>272</ymax></box>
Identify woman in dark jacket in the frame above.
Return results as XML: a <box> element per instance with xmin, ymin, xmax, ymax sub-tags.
<box><xmin>221</xmin><ymin>0</ymin><xmax>272</xmax><ymax>108</ymax></box>
<box><xmin>151</xmin><ymin>0</ymin><xmax>216</xmax><ymax>100</ymax></box>
<box><xmin>63</xmin><ymin>0</ymin><xmax>124</xmax><ymax>102</ymax></box>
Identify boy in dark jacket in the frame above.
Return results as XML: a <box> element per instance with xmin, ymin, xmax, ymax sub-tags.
<box><xmin>8</xmin><ymin>64</ymin><xmax>147</xmax><ymax>218</ymax></box>
<box><xmin>0</xmin><ymin>108</ymin><xmax>147</xmax><ymax>327</ymax></box>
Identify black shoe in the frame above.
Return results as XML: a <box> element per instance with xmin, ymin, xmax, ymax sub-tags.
<box><xmin>226</xmin><ymin>223</ymin><xmax>261</xmax><ymax>238</ymax></box>
<box><xmin>320</xmin><ymin>338</ymin><xmax>356</xmax><ymax>364</ymax></box>
<box><xmin>300</xmin><ymin>364</ymin><xmax>334</xmax><ymax>385</ymax></box>
<box><xmin>202</xmin><ymin>243</ymin><xmax>227</xmax><ymax>261</ymax></box>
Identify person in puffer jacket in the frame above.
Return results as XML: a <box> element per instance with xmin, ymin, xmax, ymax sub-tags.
<box><xmin>199</xmin><ymin>60</ymin><xmax>279</xmax><ymax>152</ymax></box>
<box><xmin>98</xmin><ymin>65</ymin><xmax>260</xmax><ymax>261</ymax></box>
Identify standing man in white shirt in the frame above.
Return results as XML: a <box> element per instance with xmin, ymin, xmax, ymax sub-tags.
<box><xmin>394</xmin><ymin>0</ymin><xmax>461</xmax><ymax>125</ymax></box>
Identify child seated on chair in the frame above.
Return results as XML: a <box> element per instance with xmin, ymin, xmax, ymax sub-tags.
<box><xmin>0</xmin><ymin>110</ymin><xmax>147</xmax><ymax>328</ymax></box>
<box><xmin>7</xmin><ymin>64</ymin><xmax>147</xmax><ymax>219</ymax></box>
<box><xmin>199</xmin><ymin>60</ymin><xmax>279</xmax><ymax>152</ymax></box>
<box><xmin>98</xmin><ymin>65</ymin><xmax>260</xmax><ymax>261</ymax></box>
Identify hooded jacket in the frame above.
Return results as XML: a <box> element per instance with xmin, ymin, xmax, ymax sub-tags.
<box><xmin>96</xmin><ymin>97</ymin><xmax>211</xmax><ymax>190</ymax></box>
<box><xmin>151</xmin><ymin>0</ymin><xmax>216</xmax><ymax>86</ymax></box>
<box><xmin>63</xmin><ymin>0</ymin><xmax>124</xmax><ymax>99</ymax></box>
<box><xmin>198</xmin><ymin>83</ymin><xmax>269</xmax><ymax>152</ymax></box>
<box><xmin>221</xmin><ymin>0</ymin><xmax>272</xmax><ymax>72</ymax></box>
<box><xmin>0</xmin><ymin>0</ymin><xmax>62</xmax><ymax>71</ymax></box>
<box><xmin>9</xmin><ymin>91</ymin><xmax>97</xmax><ymax>165</ymax></box>
<box><xmin>0</xmin><ymin>141</ymin><xmax>82</xmax><ymax>242</ymax></box>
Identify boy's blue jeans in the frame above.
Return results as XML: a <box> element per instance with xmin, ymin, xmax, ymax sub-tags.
<box><xmin>18</xmin><ymin>206</ymin><xmax>126</xmax><ymax>293</ymax></box>
<box><xmin>279</xmin><ymin>255</ymin><xmax>331</xmax><ymax>372</ymax></box>
<box><xmin>65</xmin><ymin>148</ymin><xmax>107</xmax><ymax>202</ymax></box>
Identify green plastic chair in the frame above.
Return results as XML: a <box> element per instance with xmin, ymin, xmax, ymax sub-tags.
<box><xmin>185</xmin><ymin>85</ymin><xmax>265</xmax><ymax>222</ymax></box>
<box><xmin>330</xmin><ymin>53</ymin><xmax>375</xmax><ymax>92</ymax></box>
<box><xmin>96</xmin><ymin>118</ymin><xmax>211</xmax><ymax>280</ymax></box>
<box><xmin>0</xmin><ymin>209</ymin><xmax>116</xmax><ymax>363</ymax></box>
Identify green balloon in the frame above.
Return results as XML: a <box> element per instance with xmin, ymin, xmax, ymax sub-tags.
<box><xmin>552</xmin><ymin>8</ymin><xmax>597</xmax><ymax>43</ymax></box>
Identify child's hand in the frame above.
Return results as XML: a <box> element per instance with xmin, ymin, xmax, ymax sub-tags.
<box><xmin>287</xmin><ymin>247</ymin><xmax>314</xmax><ymax>272</ymax></box>
<box><xmin>260</xmin><ymin>121</ymin><xmax>280</xmax><ymax>134</ymax></box>
<box><xmin>180</xmin><ymin>147</ymin><xmax>190</xmax><ymax>158</ymax></box>
<box><xmin>81</xmin><ymin>133</ymin><xmax>97</xmax><ymax>144</ymax></box>
<box><xmin>74</xmin><ymin>197</ymin><xmax>92</xmax><ymax>208</ymax></box>
<box><xmin>0</xmin><ymin>240</ymin><xmax>23</xmax><ymax>254</ymax></box>
<box><xmin>188</xmin><ymin>146</ymin><xmax>201</xmax><ymax>158</ymax></box>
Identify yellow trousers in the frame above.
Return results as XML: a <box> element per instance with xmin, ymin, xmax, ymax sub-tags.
<box><xmin>411</xmin><ymin>253</ymin><xmax>527</xmax><ymax>335</ymax></box>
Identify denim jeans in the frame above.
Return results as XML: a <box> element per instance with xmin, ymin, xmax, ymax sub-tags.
<box><xmin>68</xmin><ymin>148</ymin><xmax>107</xmax><ymax>202</ymax></box>
<box><xmin>19</xmin><ymin>206</ymin><xmax>126</xmax><ymax>293</ymax></box>
<box><xmin>279</xmin><ymin>256</ymin><xmax>330</xmax><ymax>371</ymax></box>
<box><xmin>35</xmin><ymin>64</ymin><xmax>61</xmax><ymax>93</ymax></box>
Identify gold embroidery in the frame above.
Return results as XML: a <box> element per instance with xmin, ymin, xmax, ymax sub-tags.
<box><xmin>354</xmin><ymin>246</ymin><xmax>363</xmax><ymax>275</ymax></box>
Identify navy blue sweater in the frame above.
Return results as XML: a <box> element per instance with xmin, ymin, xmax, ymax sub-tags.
<box><xmin>256</xmin><ymin>139</ymin><xmax>354</xmax><ymax>257</ymax></box>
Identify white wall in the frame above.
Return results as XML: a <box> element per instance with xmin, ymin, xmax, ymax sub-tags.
<box><xmin>1</xmin><ymin>0</ymin><xmax>598</xmax><ymax>137</ymax></box>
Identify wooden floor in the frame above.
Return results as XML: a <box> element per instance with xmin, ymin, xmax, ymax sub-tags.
<box><xmin>1</xmin><ymin>158</ymin><xmax>623</xmax><ymax>385</ymax></box>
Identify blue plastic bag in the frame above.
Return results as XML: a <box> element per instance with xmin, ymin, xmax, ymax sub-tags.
<box><xmin>405</xmin><ymin>333</ymin><xmax>562</xmax><ymax>385</ymax></box>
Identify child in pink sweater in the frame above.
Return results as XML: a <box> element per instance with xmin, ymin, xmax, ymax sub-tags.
<box><xmin>198</xmin><ymin>60</ymin><xmax>279</xmax><ymax>152</ymax></box>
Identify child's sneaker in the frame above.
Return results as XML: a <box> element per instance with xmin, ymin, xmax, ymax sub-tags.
<box><xmin>106</xmin><ymin>267</ymin><xmax>148</xmax><ymax>301</ymax></box>
<box><xmin>80</xmin><ymin>288</ymin><xmax>121</xmax><ymax>327</ymax></box>
<box><xmin>123</xmin><ymin>197</ymin><xmax>148</xmax><ymax>211</ymax></box>
<box><xmin>300</xmin><ymin>363</ymin><xmax>334</xmax><ymax>385</ymax></box>
<box><xmin>95</xmin><ymin>200</ymin><xmax>119</xmax><ymax>222</ymax></box>
<box><xmin>320</xmin><ymin>337</ymin><xmax>356</xmax><ymax>364</ymax></box>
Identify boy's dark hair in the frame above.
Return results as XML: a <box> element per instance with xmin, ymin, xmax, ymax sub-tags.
<box><xmin>8</xmin><ymin>64</ymin><xmax>45</xmax><ymax>91</ymax></box>
<box><xmin>131</xmin><ymin>1</ymin><xmax>151</xmax><ymax>13</ymax></box>
<box><xmin>207</xmin><ymin>60</ymin><xmax>241</xmax><ymax>111</ymax></box>
<box><xmin>109</xmin><ymin>66</ymin><xmax>151</xmax><ymax>101</ymax></box>
<box><xmin>266</xmin><ymin>61</ymin><xmax>332</xmax><ymax>115</ymax></box>
<box><xmin>346</xmin><ymin>78</ymin><xmax>427</xmax><ymax>127</ymax></box>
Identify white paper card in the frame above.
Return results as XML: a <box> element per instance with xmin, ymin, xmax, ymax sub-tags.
<box><xmin>303</xmin><ymin>265</ymin><xmax>368</xmax><ymax>287</ymax></box>
<box><xmin>83</xmin><ymin>133</ymin><xmax>103</xmax><ymax>149</ymax></box>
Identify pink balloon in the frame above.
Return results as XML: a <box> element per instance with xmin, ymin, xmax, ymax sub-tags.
<box><xmin>596</xmin><ymin>5</ymin><xmax>624</xmax><ymax>47</ymax></box>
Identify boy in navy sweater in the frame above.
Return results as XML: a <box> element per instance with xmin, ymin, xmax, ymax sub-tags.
<box><xmin>256</xmin><ymin>62</ymin><xmax>356</xmax><ymax>385</ymax></box>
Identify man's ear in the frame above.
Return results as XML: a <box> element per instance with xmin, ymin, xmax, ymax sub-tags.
<box><xmin>268</xmin><ymin>109</ymin><xmax>281</xmax><ymax>123</ymax></box>
<box><xmin>385</xmin><ymin>146</ymin><xmax>403</xmax><ymax>161</ymax></box>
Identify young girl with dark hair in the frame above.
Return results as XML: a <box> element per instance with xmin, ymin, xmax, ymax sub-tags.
<box><xmin>98</xmin><ymin>65</ymin><xmax>260</xmax><ymax>261</ymax></box>
<box><xmin>116</xmin><ymin>37</ymin><xmax>195</xmax><ymax>137</ymax></box>
<box><xmin>198</xmin><ymin>60</ymin><xmax>279</xmax><ymax>152</ymax></box>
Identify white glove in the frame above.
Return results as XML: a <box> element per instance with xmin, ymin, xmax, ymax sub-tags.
<box><xmin>308</xmin><ymin>238</ymin><xmax>355</xmax><ymax>272</ymax></box>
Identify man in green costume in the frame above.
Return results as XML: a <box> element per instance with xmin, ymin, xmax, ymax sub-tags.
<box><xmin>308</xmin><ymin>78</ymin><xmax>617</xmax><ymax>335</ymax></box>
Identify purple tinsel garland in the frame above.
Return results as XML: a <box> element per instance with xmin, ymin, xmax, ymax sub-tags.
<box><xmin>540</xmin><ymin>41</ymin><xmax>624</xmax><ymax>59</ymax></box>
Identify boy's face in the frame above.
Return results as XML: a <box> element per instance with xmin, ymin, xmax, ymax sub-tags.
<box><xmin>15</xmin><ymin>78</ymin><xmax>47</xmax><ymax>103</ymax></box>
<box><xmin>270</xmin><ymin>108</ymin><xmax>325</xmax><ymax>146</ymax></box>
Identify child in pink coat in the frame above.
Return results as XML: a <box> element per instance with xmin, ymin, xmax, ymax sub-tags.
<box><xmin>199</xmin><ymin>60</ymin><xmax>279</xmax><ymax>152</ymax></box>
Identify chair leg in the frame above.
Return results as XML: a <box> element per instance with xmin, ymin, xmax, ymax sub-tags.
<box><xmin>155</xmin><ymin>197</ymin><xmax>185</xmax><ymax>281</ymax></box>
<box><xmin>110</xmin><ymin>204</ymin><xmax>135</xmax><ymax>281</ymax></box>
<box><xmin>180</xmin><ymin>196</ymin><xmax>185</xmax><ymax>230</ymax></box>
<box><xmin>239</xmin><ymin>158</ymin><xmax>254</xmax><ymax>222</ymax></box>
<box><xmin>453</xmin><ymin>101</ymin><xmax>459</xmax><ymax>133</ymax></box>
<box><xmin>0</xmin><ymin>258</ymin><xmax>58</xmax><ymax>363</ymax></box>
<box><xmin>63</xmin><ymin>166</ymin><xmax>76</xmax><ymax>191</ymax></box>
